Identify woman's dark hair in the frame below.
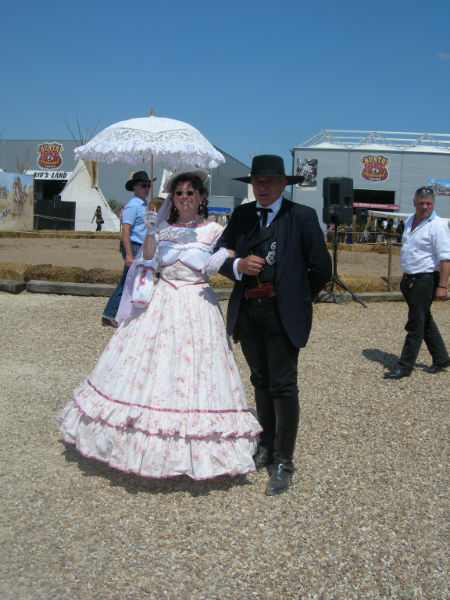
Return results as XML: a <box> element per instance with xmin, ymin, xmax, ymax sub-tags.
<box><xmin>168</xmin><ymin>174</ymin><xmax>209</xmax><ymax>224</ymax></box>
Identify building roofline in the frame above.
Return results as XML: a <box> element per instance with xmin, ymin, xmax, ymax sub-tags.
<box><xmin>292</xmin><ymin>130</ymin><xmax>450</xmax><ymax>153</ymax></box>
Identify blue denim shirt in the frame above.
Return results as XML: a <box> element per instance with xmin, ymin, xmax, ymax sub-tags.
<box><xmin>122</xmin><ymin>196</ymin><xmax>148</xmax><ymax>244</ymax></box>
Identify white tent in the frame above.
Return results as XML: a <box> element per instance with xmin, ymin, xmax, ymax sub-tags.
<box><xmin>368</xmin><ymin>209</ymin><xmax>412</xmax><ymax>221</ymax></box>
<box><xmin>60</xmin><ymin>160</ymin><xmax>120</xmax><ymax>232</ymax></box>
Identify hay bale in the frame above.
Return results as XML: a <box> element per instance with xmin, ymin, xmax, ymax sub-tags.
<box><xmin>0</xmin><ymin>262</ymin><xmax>29</xmax><ymax>281</ymax></box>
<box><xmin>327</xmin><ymin>242</ymin><xmax>401</xmax><ymax>255</ymax></box>
<box><xmin>86</xmin><ymin>268</ymin><xmax>122</xmax><ymax>285</ymax></box>
<box><xmin>23</xmin><ymin>264</ymin><xmax>88</xmax><ymax>283</ymax></box>
<box><xmin>210</xmin><ymin>274</ymin><xmax>232</xmax><ymax>289</ymax></box>
<box><xmin>338</xmin><ymin>273</ymin><xmax>402</xmax><ymax>293</ymax></box>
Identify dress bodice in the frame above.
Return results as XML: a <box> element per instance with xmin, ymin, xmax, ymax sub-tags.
<box><xmin>155</xmin><ymin>220</ymin><xmax>223</xmax><ymax>288</ymax></box>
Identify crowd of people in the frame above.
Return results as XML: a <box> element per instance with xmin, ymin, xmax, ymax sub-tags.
<box><xmin>58</xmin><ymin>157</ymin><xmax>449</xmax><ymax>497</ymax></box>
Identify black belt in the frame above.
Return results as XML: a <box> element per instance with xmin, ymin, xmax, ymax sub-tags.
<box><xmin>403</xmin><ymin>272</ymin><xmax>436</xmax><ymax>279</ymax></box>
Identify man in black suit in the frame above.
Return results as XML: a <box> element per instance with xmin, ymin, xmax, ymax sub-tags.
<box><xmin>215</xmin><ymin>155</ymin><xmax>331</xmax><ymax>495</ymax></box>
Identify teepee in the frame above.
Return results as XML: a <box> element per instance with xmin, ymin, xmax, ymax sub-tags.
<box><xmin>60</xmin><ymin>160</ymin><xmax>120</xmax><ymax>232</ymax></box>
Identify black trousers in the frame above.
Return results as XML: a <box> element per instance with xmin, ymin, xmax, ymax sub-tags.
<box><xmin>236</xmin><ymin>297</ymin><xmax>299</xmax><ymax>397</ymax></box>
<box><xmin>236</xmin><ymin>297</ymin><xmax>300</xmax><ymax>467</ymax></box>
<box><xmin>399</xmin><ymin>272</ymin><xmax>449</xmax><ymax>370</ymax></box>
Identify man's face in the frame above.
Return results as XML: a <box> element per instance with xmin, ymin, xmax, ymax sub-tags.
<box><xmin>133</xmin><ymin>182</ymin><xmax>151</xmax><ymax>201</ymax></box>
<box><xmin>251</xmin><ymin>176</ymin><xmax>287</xmax><ymax>207</ymax></box>
<box><xmin>414</xmin><ymin>194</ymin><xmax>434</xmax><ymax>221</ymax></box>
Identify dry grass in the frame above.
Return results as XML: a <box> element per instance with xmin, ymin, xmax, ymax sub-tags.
<box><xmin>0</xmin><ymin>263</ymin><xmax>402</xmax><ymax>292</ymax></box>
<box><xmin>0</xmin><ymin>230</ymin><xmax>120</xmax><ymax>240</ymax></box>
<box><xmin>0</xmin><ymin>262</ymin><xmax>122</xmax><ymax>284</ymax></box>
<box><xmin>326</xmin><ymin>241</ymin><xmax>401</xmax><ymax>255</ymax></box>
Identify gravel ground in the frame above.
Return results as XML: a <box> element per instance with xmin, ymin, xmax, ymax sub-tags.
<box><xmin>0</xmin><ymin>292</ymin><xmax>448</xmax><ymax>600</ymax></box>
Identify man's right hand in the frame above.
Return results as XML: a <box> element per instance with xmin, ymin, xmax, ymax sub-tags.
<box><xmin>237</xmin><ymin>254</ymin><xmax>265</xmax><ymax>275</ymax></box>
<box><xmin>125</xmin><ymin>254</ymin><xmax>134</xmax><ymax>267</ymax></box>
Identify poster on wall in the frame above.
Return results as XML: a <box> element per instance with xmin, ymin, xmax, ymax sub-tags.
<box><xmin>0</xmin><ymin>172</ymin><xmax>34</xmax><ymax>231</ymax></box>
<box><xmin>295</xmin><ymin>158</ymin><xmax>318</xmax><ymax>189</ymax></box>
<box><xmin>428</xmin><ymin>178</ymin><xmax>450</xmax><ymax>196</ymax></box>
<box><xmin>360</xmin><ymin>155</ymin><xmax>390</xmax><ymax>182</ymax></box>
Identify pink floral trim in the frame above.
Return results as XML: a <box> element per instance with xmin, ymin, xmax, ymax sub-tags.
<box><xmin>86</xmin><ymin>379</ymin><xmax>255</xmax><ymax>415</ymax></box>
<box><xmin>70</xmin><ymin>395</ymin><xmax>261</xmax><ymax>440</ymax></box>
<box><xmin>159</xmin><ymin>238</ymin><xmax>217</xmax><ymax>248</ymax></box>
<box><xmin>60</xmin><ymin>437</ymin><xmax>256</xmax><ymax>481</ymax></box>
<box><xmin>170</xmin><ymin>219</ymin><xmax>215</xmax><ymax>229</ymax></box>
<box><xmin>159</xmin><ymin>276</ymin><xmax>206</xmax><ymax>289</ymax></box>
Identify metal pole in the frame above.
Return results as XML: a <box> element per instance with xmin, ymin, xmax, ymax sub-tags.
<box><xmin>150</xmin><ymin>108</ymin><xmax>155</xmax><ymax>201</ymax></box>
<box><xmin>387</xmin><ymin>243</ymin><xmax>392</xmax><ymax>292</ymax></box>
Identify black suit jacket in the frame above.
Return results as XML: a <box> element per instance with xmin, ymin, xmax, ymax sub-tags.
<box><xmin>215</xmin><ymin>199</ymin><xmax>332</xmax><ymax>349</ymax></box>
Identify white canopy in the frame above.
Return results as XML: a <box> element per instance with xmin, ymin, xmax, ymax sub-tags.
<box><xmin>368</xmin><ymin>210</ymin><xmax>412</xmax><ymax>220</ymax></box>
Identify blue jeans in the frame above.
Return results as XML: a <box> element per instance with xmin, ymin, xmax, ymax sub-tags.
<box><xmin>103</xmin><ymin>241</ymin><xmax>141</xmax><ymax>319</ymax></box>
<box><xmin>399</xmin><ymin>272</ymin><xmax>449</xmax><ymax>370</ymax></box>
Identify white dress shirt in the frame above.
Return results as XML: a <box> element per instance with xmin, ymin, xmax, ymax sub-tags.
<box><xmin>232</xmin><ymin>196</ymin><xmax>283</xmax><ymax>280</ymax></box>
<box><xmin>400</xmin><ymin>211</ymin><xmax>450</xmax><ymax>274</ymax></box>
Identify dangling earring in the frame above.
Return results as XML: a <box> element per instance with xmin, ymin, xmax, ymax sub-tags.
<box><xmin>199</xmin><ymin>198</ymin><xmax>208</xmax><ymax>215</ymax></box>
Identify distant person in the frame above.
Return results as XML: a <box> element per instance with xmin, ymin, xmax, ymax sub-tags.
<box><xmin>101</xmin><ymin>171</ymin><xmax>155</xmax><ymax>328</ymax></box>
<box><xmin>117</xmin><ymin>206</ymin><xmax>124</xmax><ymax>231</ymax></box>
<box><xmin>396</xmin><ymin>219</ymin><xmax>405</xmax><ymax>243</ymax></box>
<box><xmin>384</xmin><ymin>186</ymin><xmax>450</xmax><ymax>379</ymax></box>
<box><xmin>92</xmin><ymin>205</ymin><xmax>104</xmax><ymax>231</ymax></box>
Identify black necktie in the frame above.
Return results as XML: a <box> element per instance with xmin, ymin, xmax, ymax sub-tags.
<box><xmin>256</xmin><ymin>207</ymin><xmax>273</xmax><ymax>227</ymax></box>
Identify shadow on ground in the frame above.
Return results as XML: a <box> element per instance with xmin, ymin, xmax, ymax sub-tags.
<box><xmin>61</xmin><ymin>442</ymin><xmax>252</xmax><ymax>497</ymax></box>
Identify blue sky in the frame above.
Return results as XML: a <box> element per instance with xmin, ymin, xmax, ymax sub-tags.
<box><xmin>2</xmin><ymin>0</ymin><xmax>449</xmax><ymax>171</ymax></box>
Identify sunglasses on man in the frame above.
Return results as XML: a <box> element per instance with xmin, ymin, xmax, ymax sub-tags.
<box><xmin>416</xmin><ymin>186</ymin><xmax>434</xmax><ymax>196</ymax></box>
<box><xmin>138</xmin><ymin>183</ymin><xmax>151</xmax><ymax>189</ymax></box>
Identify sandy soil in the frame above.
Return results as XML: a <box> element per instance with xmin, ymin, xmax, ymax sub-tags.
<box><xmin>0</xmin><ymin>237</ymin><xmax>403</xmax><ymax>278</ymax></box>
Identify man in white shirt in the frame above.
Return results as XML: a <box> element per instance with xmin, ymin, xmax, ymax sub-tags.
<box><xmin>384</xmin><ymin>186</ymin><xmax>450</xmax><ymax>379</ymax></box>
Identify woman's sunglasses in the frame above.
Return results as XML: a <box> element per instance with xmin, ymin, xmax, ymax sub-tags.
<box><xmin>138</xmin><ymin>183</ymin><xmax>151</xmax><ymax>189</ymax></box>
<box><xmin>175</xmin><ymin>190</ymin><xmax>196</xmax><ymax>196</ymax></box>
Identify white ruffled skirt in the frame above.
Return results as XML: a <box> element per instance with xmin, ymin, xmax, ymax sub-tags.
<box><xmin>58</xmin><ymin>279</ymin><xmax>261</xmax><ymax>480</ymax></box>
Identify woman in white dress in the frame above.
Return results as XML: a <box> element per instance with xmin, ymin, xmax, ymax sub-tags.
<box><xmin>58</xmin><ymin>169</ymin><xmax>261</xmax><ymax>480</ymax></box>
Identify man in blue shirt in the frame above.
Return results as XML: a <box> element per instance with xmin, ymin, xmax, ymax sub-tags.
<box><xmin>102</xmin><ymin>171</ymin><xmax>154</xmax><ymax>327</ymax></box>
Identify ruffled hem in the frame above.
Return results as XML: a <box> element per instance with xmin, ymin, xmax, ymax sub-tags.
<box><xmin>67</xmin><ymin>380</ymin><xmax>261</xmax><ymax>440</ymax></box>
<box><xmin>58</xmin><ymin>407</ymin><xmax>259</xmax><ymax>480</ymax></box>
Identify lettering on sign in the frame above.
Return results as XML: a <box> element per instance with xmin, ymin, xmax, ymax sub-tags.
<box><xmin>26</xmin><ymin>171</ymin><xmax>71</xmax><ymax>180</ymax></box>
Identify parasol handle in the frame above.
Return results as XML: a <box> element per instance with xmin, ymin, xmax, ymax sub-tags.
<box><xmin>150</xmin><ymin>108</ymin><xmax>155</xmax><ymax>198</ymax></box>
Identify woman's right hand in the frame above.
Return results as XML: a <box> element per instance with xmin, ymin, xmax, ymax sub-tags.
<box><xmin>144</xmin><ymin>209</ymin><xmax>158</xmax><ymax>235</ymax></box>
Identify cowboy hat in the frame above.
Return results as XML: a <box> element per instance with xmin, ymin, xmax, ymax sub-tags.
<box><xmin>125</xmin><ymin>171</ymin><xmax>156</xmax><ymax>191</ymax></box>
<box><xmin>163</xmin><ymin>168</ymin><xmax>209</xmax><ymax>193</ymax></box>
<box><xmin>233</xmin><ymin>155</ymin><xmax>304</xmax><ymax>184</ymax></box>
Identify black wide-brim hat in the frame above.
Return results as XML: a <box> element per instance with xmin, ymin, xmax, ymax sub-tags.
<box><xmin>125</xmin><ymin>170</ymin><xmax>156</xmax><ymax>191</ymax></box>
<box><xmin>233</xmin><ymin>154</ymin><xmax>304</xmax><ymax>184</ymax></box>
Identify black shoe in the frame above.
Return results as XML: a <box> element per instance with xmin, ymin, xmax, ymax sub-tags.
<box><xmin>424</xmin><ymin>360</ymin><xmax>450</xmax><ymax>374</ymax></box>
<box><xmin>253</xmin><ymin>446</ymin><xmax>272</xmax><ymax>470</ymax></box>
<box><xmin>102</xmin><ymin>316</ymin><xmax>118</xmax><ymax>328</ymax></box>
<box><xmin>265</xmin><ymin>464</ymin><xmax>293</xmax><ymax>496</ymax></box>
<box><xmin>383</xmin><ymin>366</ymin><xmax>411</xmax><ymax>379</ymax></box>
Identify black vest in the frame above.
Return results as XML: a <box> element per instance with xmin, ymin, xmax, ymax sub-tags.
<box><xmin>246</xmin><ymin>219</ymin><xmax>278</xmax><ymax>287</ymax></box>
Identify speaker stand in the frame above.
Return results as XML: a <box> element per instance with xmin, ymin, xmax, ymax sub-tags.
<box><xmin>321</xmin><ymin>230</ymin><xmax>368</xmax><ymax>308</ymax></box>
